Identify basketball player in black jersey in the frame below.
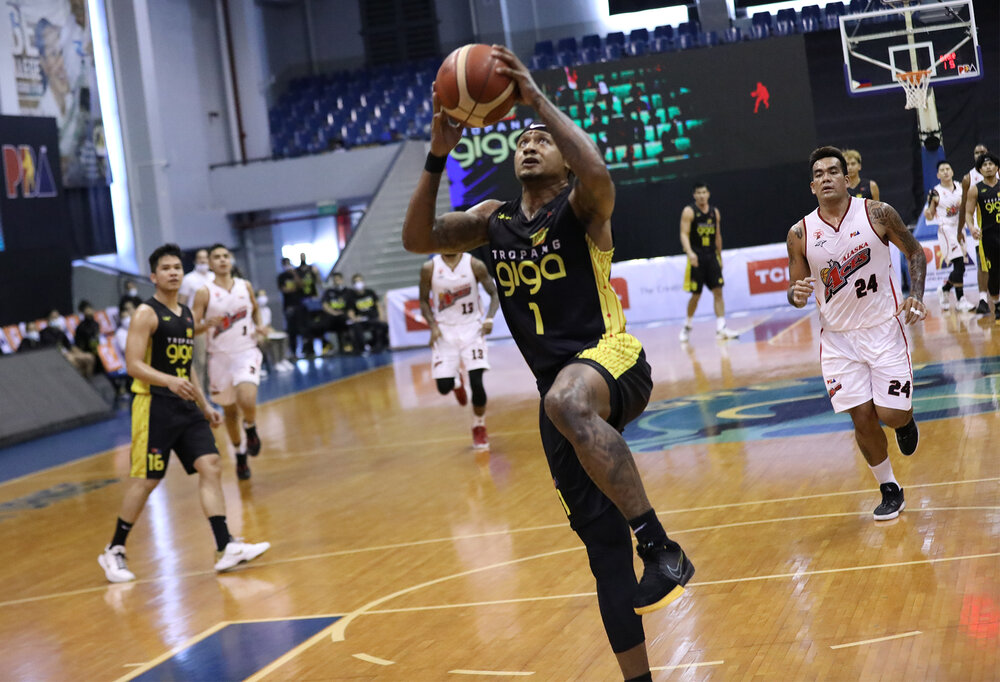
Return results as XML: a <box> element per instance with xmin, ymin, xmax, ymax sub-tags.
<box><xmin>963</xmin><ymin>152</ymin><xmax>1000</xmax><ymax>321</ymax></box>
<box><xmin>843</xmin><ymin>149</ymin><xmax>880</xmax><ymax>200</ymax></box>
<box><xmin>98</xmin><ymin>244</ymin><xmax>269</xmax><ymax>583</ymax></box>
<box><xmin>403</xmin><ymin>46</ymin><xmax>691</xmax><ymax>682</ymax></box>
<box><xmin>679</xmin><ymin>182</ymin><xmax>738</xmax><ymax>341</ymax></box>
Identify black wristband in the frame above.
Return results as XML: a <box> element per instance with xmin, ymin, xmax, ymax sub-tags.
<box><xmin>425</xmin><ymin>153</ymin><xmax>447</xmax><ymax>173</ymax></box>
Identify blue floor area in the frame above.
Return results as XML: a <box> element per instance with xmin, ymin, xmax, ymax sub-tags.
<box><xmin>0</xmin><ymin>351</ymin><xmax>399</xmax><ymax>484</ymax></box>
<box><xmin>133</xmin><ymin>617</ymin><xmax>339</xmax><ymax>682</ymax></box>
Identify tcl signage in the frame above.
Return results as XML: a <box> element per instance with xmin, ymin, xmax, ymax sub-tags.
<box><xmin>748</xmin><ymin>257</ymin><xmax>789</xmax><ymax>294</ymax></box>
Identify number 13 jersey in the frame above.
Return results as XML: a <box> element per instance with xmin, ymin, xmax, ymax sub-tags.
<box><xmin>431</xmin><ymin>253</ymin><xmax>481</xmax><ymax>327</ymax></box>
<box><xmin>486</xmin><ymin>185</ymin><xmax>642</xmax><ymax>393</ymax></box>
<box><xmin>803</xmin><ymin>197</ymin><xmax>900</xmax><ymax>332</ymax></box>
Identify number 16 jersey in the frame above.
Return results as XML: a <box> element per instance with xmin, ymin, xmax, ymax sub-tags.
<box><xmin>803</xmin><ymin>197</ymin><xmax>900</xmax><ymax>332</ymax></box>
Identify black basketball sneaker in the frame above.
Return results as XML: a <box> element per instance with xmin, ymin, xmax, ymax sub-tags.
<box><xmin>633</xmin><ymin>541</ymin><xmax>695</xmax><ymax>615</ymax></box>
<box><xmin>873</xmin><ymin>482</ymin><xmax>905</xmax><ymax>520</ymax></box>
<box><xmin>894</xmin><ymin>418</ymin><xmax>919</xmax><ymax>456</ymax></box>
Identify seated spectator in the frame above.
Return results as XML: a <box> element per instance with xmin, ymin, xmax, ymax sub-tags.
<box><xmin>40</xmin><ymin>309</ymin><xmax>96</xmax><ymax>376</ymax></box>
<box><xmin>118</xmin><ymin>279</ymin><xmax>143</xmax><ymax>312</ymax></box>
<box><xmin>18</xmin><ymin>321</ymin><xmax>43</xmax><ymax>353</ymax></box>
<box><xmin>255</xmin><ymin>288</ymin><xmax>293</xmax><ymax>372</ymax></box>
<box><xmin>74</xmin><ymin>300</ymin><xmax>103</xmax><ymax>366</ymax></box>
<box><xmin>320</xmin><ymin>271</ymin><xmax>354</xmax><ymax>354</ymax></box>
<box><xmin>113</xmin><ymin>301</ymin><xmax>135</xmax><ymax>364</ymax></box>
<box><xmin>349</xmin><ymin>273</ymin><xmax>389</xmax><ymax>353</ymax></box>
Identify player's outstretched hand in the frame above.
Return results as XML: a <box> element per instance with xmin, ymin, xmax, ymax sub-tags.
<box><xmin>896</xmin><ymin>296</ymin><xmax>927</xmax><ymax>325</ymax></box>
<box><xmin>429</xmin><ymin>87</ymin><xmax>464</xmax><ymax>157</ymax></box>
<box><xmin>491</xmin><ymin>45</ymin><xmax>541</xmax><ymax>107</ymax></box>
<box><xmin>790</xmin><ymin>276</ymin><xmax>816</xmax><ymax>307</ymax></box>
<box><xmin>167</xmin><ymin>376</ymin><xmax>197</xmax><ymax>401</ymax></box>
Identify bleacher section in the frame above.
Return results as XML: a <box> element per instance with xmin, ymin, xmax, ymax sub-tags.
<box><xmin>268</xmin><ymin>2</ymin><xmax>857</xmax><ymax>159</ymax></box>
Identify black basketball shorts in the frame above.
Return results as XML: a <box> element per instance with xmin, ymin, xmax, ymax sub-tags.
<box><xmin>684</xmin><ymin>251</ymin><xmax>724</xmax><ymax>294</ymax></box>
<box><xmin>130</xmin><ymin>393</ymin><xmax>218</xmax><ymax>479</ymax></box>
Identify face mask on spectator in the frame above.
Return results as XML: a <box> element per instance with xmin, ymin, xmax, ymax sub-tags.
<box><xmin>258</xmin><ymin>295</ymin><xmax>268</xmax><ymax>306</ymax></box>
<box><xmin>120</xmin><ymin>315</ymin><xmax>131</xmax><ymax>330</ymax></box>
<box><xmin>195</xmin><ymin>263</ymin><xmax>210</xmax><ymax>274</ymax></box>
<box><xmin>354</xmin><ymin>281</ymin><xmax>365</xmax><ymax>292</ymax></box>
<box><xmin>127</xmin><ymin>287</ymin><xmax>138</xmax><ymax>297</ymax></box>
<box><xmin>25</xmin><ymin>330</ymin><xmax>40</xmax><ymax>341</ymax></box>
<box><xmin>50</xmin><ymin>317</ymin><xmax>66</xmax><ymax>331</ymax></box>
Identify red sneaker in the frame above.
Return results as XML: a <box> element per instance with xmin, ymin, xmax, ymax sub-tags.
<box><xmin>453</xmin><ymin>378</ymin><xmax>468</xmax><ymax>406</ymax></box>
<box><xmin>472</xmin><ymin>425</ymin><xmax>489</xmax><ymax>450</ymax></box>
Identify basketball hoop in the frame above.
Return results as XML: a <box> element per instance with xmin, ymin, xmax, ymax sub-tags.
<box><xmin>897</xmin><ymin>70</ymin><xmax>931</xmax><ymax>109</ymax></box>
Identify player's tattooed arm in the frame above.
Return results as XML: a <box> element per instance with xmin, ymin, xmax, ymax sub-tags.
<box><xmin>868</xmin><ymin>201</ymin><xmax>926</xmax><ymax>301</ymax></box>
<box><xmin>785</xmin><ymin>221</ymin><xmax>813</xmax><ymax>308</ymax></box>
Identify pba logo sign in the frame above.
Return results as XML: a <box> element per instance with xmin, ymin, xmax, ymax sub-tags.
<box><xmin>3</xmin><ymin>144</ymin><xmax>58</xmax><ymax>199</ymax></box>
<box><xmin>747</xmin><ymin>257</ymin><xmax>790</xmax><ymax>294</ymax></box>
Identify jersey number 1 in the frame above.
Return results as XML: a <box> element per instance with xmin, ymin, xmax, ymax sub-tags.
<box><xmin>528</xmin><ymin>302</ymin><xmax>544</xmax><ymax>335</ymax></box>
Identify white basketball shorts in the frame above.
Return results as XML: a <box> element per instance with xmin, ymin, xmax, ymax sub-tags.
<box><xmin>820</xmin><ymin>317</ymin><xmax>913</xmax><ymax>413</ymax></box>
<box><xmin>937</xmin><ymin>224</ymin><xmax>964</xmax><ymax>263</ymax></box>
<box><xmin>431</xmin><ymin>323</ymin><xmax>489</xmax><ymax>379</ymax></box>
<box><xmin>208</xmin><ymin>347</ymin><xmax>263</xmax><ymax>405</ymax></box>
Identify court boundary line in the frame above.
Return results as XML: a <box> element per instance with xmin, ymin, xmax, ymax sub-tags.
<box><xmin>2</xmin><ymin>492</ymin><xmax>997</xmax><ymax>610</ymax></box>
<box><xmin>830</xmin><ymin>630</ymin><xmax>922</xmax><ymax>649</ymax></box>
<box><xmin>115</xmin><ymin>620</ymin><xmax>230</xmax><ymax>682</ymax></box>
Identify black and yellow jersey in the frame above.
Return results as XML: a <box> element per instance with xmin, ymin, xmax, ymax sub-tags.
<box><xmin>485</xmin><ymin>185</ymin><xmax>642</xmax><ymax>393</ymax></box>
<box><xmin>688</xmin><ymin>203</ymin><xmax>719</xmax><ymax>254</ymax></box>
<box><xmin>132</xmin><ymin>297</ymin><xmax>196</xmax><ymax>396</ymax></box>
<box><xmin>975</xmin><ymin>180</ymin><xmax>1000</xmax><ymax>234</ymax></box>
<box><xmin>847</xmin><ymin>178</ymin><xmax>873</xmax><ymax>200</ymax></box>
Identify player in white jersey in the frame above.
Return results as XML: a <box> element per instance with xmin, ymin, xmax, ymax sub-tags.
<box><xmin>786</xmin><ymin>146</ymin><xmax>927</xmax><ymax>521</ymax></box>
<box><xmin>419</xmin><ymin>253</ymin><xmax>500</xmax><ymax>449</ymax></box>
<box><xmin>925</xmin><ymin>161</ymin><xmax>974</xmax><ymax>312</ymax></box>
<box><xmin>192</xmin><ymin>244</ymin><xmax>264</xmax><ymax>480</ymax></box>
<box><xmin>960</xmin><ymin>144</ymin><xmax>991</xmax><ymax>313</ymax></box>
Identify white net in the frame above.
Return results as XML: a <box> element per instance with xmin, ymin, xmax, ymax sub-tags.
<box><xmin>898</xmin><ymin>70</ymin><xmax>931</xmax><ymax>110</ymax></box>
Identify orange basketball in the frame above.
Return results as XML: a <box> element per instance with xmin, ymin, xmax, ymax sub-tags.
<box><xmin>434</xmin><ymin>44</ymin><xmax>517</xmax><ymax>128</ymax></box>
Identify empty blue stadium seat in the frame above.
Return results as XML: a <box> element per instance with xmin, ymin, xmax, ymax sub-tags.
<box><xmin>677</xmin><ymin>20</ymin><xmax>700</xmax><ymax>36</ymax></box>
<box><xmin>801</xmin><ymin>4</ymin><xmax>823</xmax><ymax>31</ymax></box>
<box><xmin>530</xmin><ymin>53</ymin><xmax>552</xmax><ymax>71</ymax></box>
<box><xmin>677</xmin><ymin>33</ymin><xmax>697</xmax><ymax>50</ymax></box>
<box><xmin>701</xmin><ymin>31</ymin><xmax>719</xmax><ymax>47</ymax></box>
<box><xmin>581</xmin><ymin>33</ymin><xmax>602</xmax><ymax>50</ymax></box>
<box><xmin>722</xmin><ymin>26</ymin><xmax>742</xmax><ymax>43</ymax></box>
<box><xmin>776</xmin><ymin>8</ymin><xmax>799</xmax><ymax>30</ymax></box>
<box><xmin>752</xmin><ymin>12</ymin><xmax>774</xmax><ymax>29</ymax></box>
<box><xmin>774</xmin><ymin>19</ymin><xmax>795</xmax><ymax>35</ymax></box>
<box><xmin>603</xmin><ymin>42</ymin><xmax>623</xmax><ymax>60</ymax></box>
<box><xmin>629</xmin><ymin>28</ymin><xmax>649</xmax><ymax>44</ymax></box>
<box><xmin>627</xmin><ymin>40</ymin><xmax>648</xmax><ymax>57</ymax></box>
<box><xmin>653</xmin><ymin>24</ymin><xmax>674</xmax><ymax>40</ymax></box>
<box><xmin>580</xmin><ymin>46</ymin><xmax>602</xmax><ymax>63</ymax></box>
<box><xmin>605</xmin><ymin>31</ymin><xmax>626</xmax><ymax>47</ymax></box>
<box><xmin>534</xmin><ymin>39</ymin><xmax>555</xmax><ymax>56</ymax></box>
<box><xmin>749</xmin><ymin>23</ymin><xmax>770</xmax><ymax>40</ymax></box>
<box><xmin>650</xmin><ymin>36</ymin><xmax>675</xmax><ymax>53</ymax></box>
<box><xmin>557</xmin><ymin>37</ymin><xmax>578</xmax><ymax>54</ymax></box>
<box><xmin>556</xmin><ymin>51</ymin><xmax>576</xmax><ymax>68</ymax></box>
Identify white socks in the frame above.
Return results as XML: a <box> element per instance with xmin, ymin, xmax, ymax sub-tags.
<box><xmin>869</xmin><ymin>457</ymin><xmax>898</xmax><ymax>486</ymax></box>
<box><xmin>716</xmin><ymin>317</ymin><xmax>726</xmax><ymax>331</ymax></box>
<box><xmin>472</xmin><ymin>415</ymin><xmax>485</xmax><ymax>427</ymax></box>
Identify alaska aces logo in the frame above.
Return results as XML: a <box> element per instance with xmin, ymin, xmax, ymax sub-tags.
<box><xmin>820</xmin><ymin>247</ymin><xmax>871</xmax><ymax>302</ymax></box>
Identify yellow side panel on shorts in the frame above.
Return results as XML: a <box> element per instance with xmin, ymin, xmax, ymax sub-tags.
<box><xmin>130</xmin><ymin>394</ymin><xmax>151</xmax><ymax>478</ymax></box>
<box><xmin>131</xmin><ymin>345</ymin><xmax>152</xmax><ymax>395</ymax></box>
<box><xmin>579</xmin><ymin>235</ymin><xmax>642</xmax><ymax>379</ymax></box>
<box><xmin>683</xmin><ymin>260</ymin><xmax>695</xmax><ymax>292</ymax></box>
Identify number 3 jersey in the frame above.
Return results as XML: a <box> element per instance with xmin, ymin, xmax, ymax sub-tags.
<box><xmin>205</xmin><ymin>277</ymin><xmax>258</xmax><ymax>354</ymax></box>
<box><xmin>430</xmin><ymin>253</ymin><xmax>481</xmax><ymax>327</ymax></box>
<box><xmin>803</xmin><ymin>197</ymin><xmax>900</xmax><ymax>332</ymax></box>
<box><xmin>486</xmin><ymin>185</ymin><xmax>642</xmax><ymax>393</ymax></box>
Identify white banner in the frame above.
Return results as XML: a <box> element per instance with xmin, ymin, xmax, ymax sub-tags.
<box><xmin>386</xmin><ymin>238</ymin><xmax>981</xmax><ymax>348</ymax></box>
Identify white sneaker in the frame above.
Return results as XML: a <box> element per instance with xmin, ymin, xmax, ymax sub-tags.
<box><xmin>938</xmin><ymin>286</ymin><xmax>950</xmax><ymax>309</ymax></box>
<box><xmin>956</xmin><ymin>298</ymin><xmax>975</xmax><ymax>312</ymax></box>
<box><xmin>98</xmin><ymin>544</ymin><xmax>136</xmax><ymax>583</ymax></box>
<box><xmin>716</xmin><ymin>327</ymin><xmax>739</xmax><ymax>339</ymax></box>
<box><xmin>679</xmin><ymin>325</ymin><xmax>691</xmax><ymax>342</ymax></box>
<box><xmin>214</xmin><ymin>539</ymin><xmax>270</xmax><ymax>572</ymax></box>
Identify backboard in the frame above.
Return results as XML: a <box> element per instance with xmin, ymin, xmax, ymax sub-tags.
<box><xmin>840</xmin><ymin>0</ymin><xmax>982</xmax><ymax>96</ymax></box>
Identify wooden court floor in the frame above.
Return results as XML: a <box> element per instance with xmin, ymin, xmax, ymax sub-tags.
<box><xmin>1</xmin><ymin>305</ymin><xmax>998</xmax><ymax>681</ymax></box>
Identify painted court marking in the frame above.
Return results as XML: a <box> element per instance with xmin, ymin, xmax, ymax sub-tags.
<box><xmin>651</xmin><ymin>660</ymin><xmax>725</xmax><ymax>671</ymax></box>
<box><xmin>352</xmin><ymin>653</ymin><xmax>395</xmax><ymax>665</ymax></box>
<box><xmin>830</xmin><ymin>630</ymin><xmax>922</xmax><ymax>649</ymax></box>
<box><xmin>448</xmin><ymin>670</ymin><xmax>534</xmax><ymax>676</ymax></box>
